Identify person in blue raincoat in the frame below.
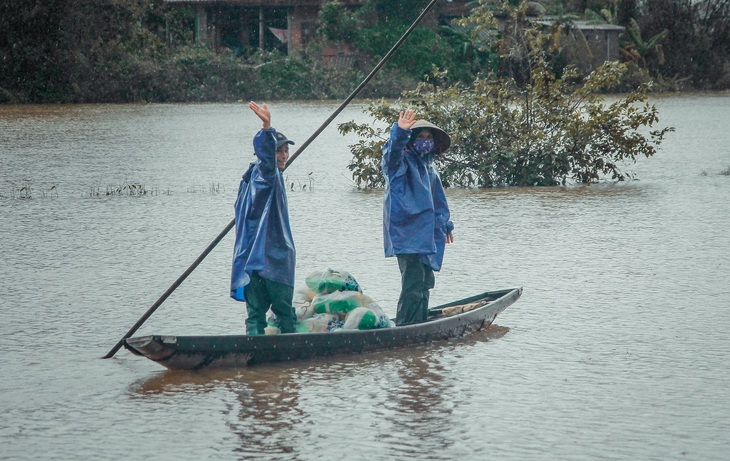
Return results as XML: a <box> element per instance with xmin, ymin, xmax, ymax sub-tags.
<box><xmin>382</xmin><ymin>109</ymin><xmax>454</xmax><ymax>326</ymax></box>
<box><xmin>231</xmin><ymin>101</ymin><xmax>297</xmax><ymax>334</ymax></box>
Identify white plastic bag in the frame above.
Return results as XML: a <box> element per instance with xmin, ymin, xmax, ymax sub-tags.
<box><xmin>296</xmin><ymin>313</ymin><xmax>341</xmax><ymax>333</ymax></box>
<box><xmin>305</xmin><ymin>269</ymin><xmax>361</xmax><ymax>294</ymax></box>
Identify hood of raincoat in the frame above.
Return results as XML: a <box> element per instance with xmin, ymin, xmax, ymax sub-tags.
<box><xmin>231</xmin><ymin>128</ymin><xmax>296</xmax><ymax>301</ymax></box>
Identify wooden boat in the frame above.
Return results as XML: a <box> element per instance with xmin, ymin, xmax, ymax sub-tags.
<box><xmin>124</xmin><ymin>287</ymin><xmax>522</xmax><ymax>370</ymax></box>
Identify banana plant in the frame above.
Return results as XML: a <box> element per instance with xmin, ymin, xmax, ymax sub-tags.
<box><xmin>621</xmin><ymin>18</ymin><xmax>667</xmax><ymax>68</ymax></box>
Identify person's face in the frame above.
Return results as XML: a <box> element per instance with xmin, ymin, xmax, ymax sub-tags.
<box><xmin>276</xmin><ymin>144</ymin><xmax>289</xmax><ymax>171</ymax></box>
<box><xmin>416</xmin><ymin>129</ymin><xmax>434</xmax><ymax>142</ymax></box>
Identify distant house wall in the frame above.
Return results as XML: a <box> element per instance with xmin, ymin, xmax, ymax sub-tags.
<box><xmin>538</xmin><ymin>20</ymin><xmax>625</xmax><ymax>73</ymax></box>
<box><xmin>163</xmin><ymin>0</ymin><xmax>473</xmax><ymax>62</ymax></box>
<box><xmin>570</xmin><ymin>23</ymin><xmax>624</xmax><ymax>71</ymax></box>
<box><xmin>163</xmin><ymin>0</ymin><xmax>366</xmax><ymax>55</ymax></box>
<box><xmin>165</xmin><ymin>2</ymin><xmax>623</xmax><ymax>74</ymax></box>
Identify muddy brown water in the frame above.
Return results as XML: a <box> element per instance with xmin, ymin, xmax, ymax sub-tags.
<box><xmin>1</xmin><ymin>95</ymin><xmax>729</xmax><ymax>460</ymax></box>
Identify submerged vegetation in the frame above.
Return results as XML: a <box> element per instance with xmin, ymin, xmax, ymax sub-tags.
<box><xmin>703</xmin><ymin>166</ymin><xmax>730</xmax><ymax>176</ymax></box>
<box><xmin>285</xmin><ymin>173</ymin><xmax>316</xmax><ymax>192</ymax></box>
<box><xmin>3</xmin><ymin>180</ymin><xmax>323</xmax><ymax>200</ymax></box>
<box><xmin>5</xmin><ymin>182</ymin><xmax>59</xmax><ymax>199</ymax></box>
<box><xmin>341</xmin><ymin>6</ymin><xmax>674</xmax><ymax>188</ymax></box>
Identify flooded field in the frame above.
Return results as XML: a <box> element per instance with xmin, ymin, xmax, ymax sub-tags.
<box><xmin>1</xmin><ymin>94</ymin><xmax>729</xmax><ymax>460</ymax></box>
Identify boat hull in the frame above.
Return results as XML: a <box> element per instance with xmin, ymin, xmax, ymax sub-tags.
<box><xmin>124</xmin><ymin>287</ymin><xmax>522</xmax><ymax>370</ymax></box>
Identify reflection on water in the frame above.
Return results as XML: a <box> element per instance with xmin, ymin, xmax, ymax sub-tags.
<box><xmin>131</xmin><ymin>325</ymin><xmax>509</xmax><ymax>395</ymax></box>
<box><xmin>2</xmin><ymin>96</ymin><xmax>730</xmax><ymax>460</ymax></box>
<box><xmin>384</xmin><ymin>356</ymin><xmax>453</xmax><ymax>456</ymax></box>
<box><xmin>128</xmin><ymin>326</ymin><xmax>508</xmax><ymax>458</ymax></box>
<box><xmin>229</xmin><ymin>368</ymin><xmax>305</xmax><ymax>457</ymax></box>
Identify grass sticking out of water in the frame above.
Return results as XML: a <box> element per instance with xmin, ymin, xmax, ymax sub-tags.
<box><xmin>286</xmin><ymin>172</ymin><xmax>315</xmax><ymax>191</ymax></box>
<box><xmin>88</xmin><ymin>183</ymin><xmax>164</xmax><ymax>197</ymax></box>
<box><xmin>185</xmin><ymin>182</ymin><xmax>225</xmax><ymax>194</ymax></box>
<box><xmin>6</xmin><ymin>182</ymin><xmax>60</xmax><ymax>199</ymax></box>
<box><xmin>701</xmin><ymin>166</ymin><xmax>730</xmax><ymax>177</ymax></box>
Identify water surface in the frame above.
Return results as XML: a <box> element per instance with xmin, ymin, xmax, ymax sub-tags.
<box><xmin>1</xmin><ymin>95</ymin><xmax>729</xmax><ymax>460</ymax></box>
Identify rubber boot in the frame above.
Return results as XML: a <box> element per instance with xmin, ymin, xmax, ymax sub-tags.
<box><xmin>396</xmin><ymin>254</ymin><xmax>434</xmax><ymax>326</ymax></box>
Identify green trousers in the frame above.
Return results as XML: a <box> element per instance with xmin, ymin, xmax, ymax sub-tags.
<box><xmin>396</xmin><ymin>254</ymin><xmax>435</xmax><ymax>326</ymax></box>
<box><xmin>243</xmin><ymin>271</ymin><xmax>296</xmax><ymax>335</ymax></box>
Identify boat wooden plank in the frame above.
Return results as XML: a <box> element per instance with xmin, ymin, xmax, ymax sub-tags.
<box><xmin>124</xmin><ymin>287</ymin><xmax>522</xmax><ymax>370</ymax></box>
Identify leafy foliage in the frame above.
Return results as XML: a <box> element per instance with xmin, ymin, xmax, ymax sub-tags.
<box><xmin>316</xmin><ymin>0</ymin><xmax>496</xmax><ymax>86</ymax></box>
<box><xmin>621</xmin><ymin>18</ymin><xmax>668</xmax><ymax>68</ymax></box>
<box><xmin>318</xmin><ymin>1</ymin><xmax>360</xmax><ymax>42</ymax></box>
<box><xmin>1</xmin><ymin>0</ymin><xmax>728</xmax><ymax>102</ymax></box>
<box><xmin>340</xmin><ymin>13</ymin><xmax>673</xmax><ymax>188</ymax></box>
<box><xmin>637</xmin><ymin>0</ymin><xmax>730</xmax><ymax>89</ymax></box>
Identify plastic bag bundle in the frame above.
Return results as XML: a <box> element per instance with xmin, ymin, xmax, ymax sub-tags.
<box><xmin>295</xmin><ymin>284</ymin><xmax>316</xmax><ymax>302</ymax></box>
<box><xmin>343</xmin><ymin>303</ymin><xmax>394</xmax><ymax>330</ymax></box>
<box><xmin>305</xmin><ymin>269</ymin><xmax>361</xmax><ymax>295</ymax></box>
<box><xmin>312</xmin><ymin>290</ymin><xmax>374</xmax><ymax>316</ymax></box>
<box><xmin>296</xmin><ymin>313</ymin><xmax>342</xmax><ymax>333</ymax></box>
<box><xmin>282</xmin><ymin>269</ymin><xmax>394</xmax><ymax>333</ymax></box>
<box><xmin>292</xmin><ymin>285</ymin><xmax>316</xmax><ymax>321</ymax></box>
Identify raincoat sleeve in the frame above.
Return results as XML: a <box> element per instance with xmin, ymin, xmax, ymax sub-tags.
<box><xmin>382</xmin><ymin>123</ymin><xmax>412</xmax><ymax>178</ymax></box>
<box><xmin>254</xmin><ymin>129</ymin><xmax>278</xmax><ymax>177</ymax></box>
<box><xmin>432</xmin><ymin>170</ymin><xmax>454</xmax><ymax>236</ymax></box>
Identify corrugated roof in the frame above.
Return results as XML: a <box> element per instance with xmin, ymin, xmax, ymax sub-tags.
<box><xmin>536</xmin><ymin>19</ymin><xmax>625</xmax><ymax>31</ymax></box>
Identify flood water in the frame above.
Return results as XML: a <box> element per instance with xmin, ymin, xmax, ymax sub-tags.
<box><xmin>1</xmin><ymin>94</ymin><xmax>729</xmax><ymax>460</ymax></box>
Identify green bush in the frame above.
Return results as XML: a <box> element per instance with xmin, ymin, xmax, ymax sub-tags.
<box><xmin>340</xmin><ymin>26</ymin><xmax>674</xmax><ymax>188</ymax></box>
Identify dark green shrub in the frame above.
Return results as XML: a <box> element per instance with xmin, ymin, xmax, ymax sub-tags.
<box><xmin>340</xmin><ymin>25</ymin><xmax>673</xmax><ymax>188</ymax></box>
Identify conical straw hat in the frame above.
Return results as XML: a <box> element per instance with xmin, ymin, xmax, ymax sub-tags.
<box><xmin>410</xmin><ymin>120</ymin><xmax>451</xmax><ymax>153</ymax></box>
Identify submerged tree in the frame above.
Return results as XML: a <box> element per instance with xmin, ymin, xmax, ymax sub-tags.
<box><xmin>340</xmin><ymin>3</ymin><xmax>673</xmax><ymax>188</ymax></box>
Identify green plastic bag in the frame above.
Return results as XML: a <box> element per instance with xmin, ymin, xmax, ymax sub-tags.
<box><xmin>312</xmin><ymin>291</ymin><xmax>373</xmax><ymax>315</ymax></box>
<box><xmin>305</xmin><ymin>269</ymin><xmax>360</xmax><ymax>295</ymax></box>
<box><xmin>343</xmin><ymin>304</ymin><xmax>394</xmax><ymax>330</ymax></box>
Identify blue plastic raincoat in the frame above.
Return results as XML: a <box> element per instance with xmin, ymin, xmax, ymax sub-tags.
<box><xmin>382</xmin><ymin>123</ymin><xmax>454</xmax><ymax>271</ymax></box>
<box><xmin>230</xmin><ymin>128</ymin><xmax>296</xmax><ymax>301</ymax></box>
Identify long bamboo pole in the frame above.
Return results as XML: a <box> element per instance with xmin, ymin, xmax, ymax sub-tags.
<box><xmin>103</xmin><ymin>0</ymin><xmax>442</xmax><ymax>359</ymax></box>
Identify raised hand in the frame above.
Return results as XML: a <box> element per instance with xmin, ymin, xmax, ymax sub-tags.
<box><xmin>397</xmin><ymin>109</ymin><xmax>417</xmax><ymax>130</ymax></box>
<box><xmin>248</xmin><ymin>101</ymin><xmax>271</xmax><ymax>129</ymax></box>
